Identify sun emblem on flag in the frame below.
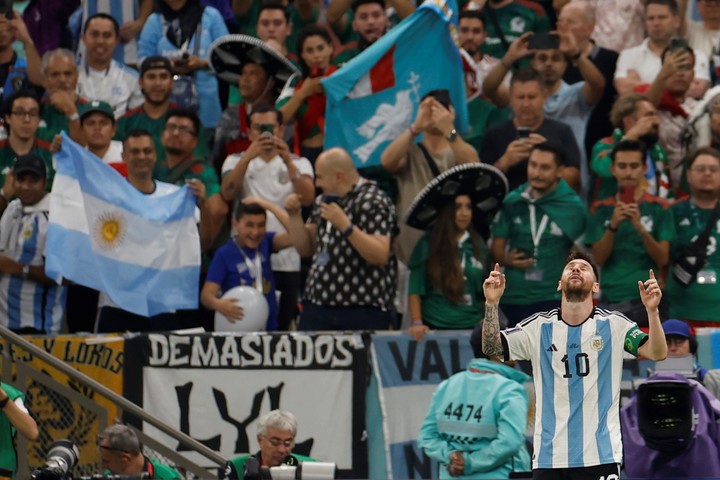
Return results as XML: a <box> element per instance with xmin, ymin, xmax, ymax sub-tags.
<box><xmin>93</xmin><ymin>211</ymin><xmax>126</xmax><ymax>250</ymax></box>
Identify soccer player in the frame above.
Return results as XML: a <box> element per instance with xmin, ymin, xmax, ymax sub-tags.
<box><xmin>481</xmin><ymin>251</ymin><xmax>667</xmax><ymax>478</ymax></box>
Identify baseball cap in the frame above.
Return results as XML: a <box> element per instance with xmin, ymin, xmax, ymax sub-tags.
<box><xmin>79</xmin><ymin>100</ymin><xmax>114</xmax><ymax>122</ymax></box>
<box><xmin>14</xmin><ymin>153</ymin><xmax>47</xmax><ymax>178</ymax></box>
<box><xmin>662</xmin><ymin>319</ymin><xmax>692</xmax><ymax>338</ymax></box>
<box><xmin>141</xmin><ymin>56</ymin><xmax>172</xmax><ymax>76</ymax></box>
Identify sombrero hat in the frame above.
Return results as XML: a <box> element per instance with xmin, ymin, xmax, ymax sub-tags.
<box><xmin>404</xmin><ymin>163</ymin><xmax>508</xmax><ymax>237</ymax></box>
<box><xmin>209</xmin><ymin>34</ymin><xmax>300</xmax><ymax>93</ymax></box>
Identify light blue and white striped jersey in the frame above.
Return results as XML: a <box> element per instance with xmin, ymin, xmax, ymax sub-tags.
<box><xmin>81</xmin><ymin>0</ymin><xmax>140</xmax><ymax>65</ymax></box>
<box><xmin>0</xmin><ymin>195</ymin><xmax>66</xmax><ymax>333</ymax></box>
<box><xmin>502</xmin><ymin>307</ymin><xmax>647</xmax><ymax>469</ymax></box>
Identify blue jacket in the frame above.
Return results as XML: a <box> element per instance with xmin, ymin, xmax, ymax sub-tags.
<box><xmin>418</xmin><ymin>358</ymin><xmax>531</xmax><ymax>479</ymax></box>
<box><xmin>138</xmin><ymin>7</ymin><xmax>228</xmax><ymax>128</ymax></box>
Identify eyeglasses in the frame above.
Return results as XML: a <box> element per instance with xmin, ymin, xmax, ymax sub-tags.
<box><xmin>164</xmin><ymin>123</ymin><xmax>196</xmax><ymax>136</ymax></box>
<box><xmin>263</xmin><ymin>436</ymin><xmax>294</xmax><ymax>447</ymax></box>
<box><xmin>690</xmin><ymin>165</ymin><xmax>720</xmax><ymax>174</ymax></box>
<box><xmin>11</xmin><ymin>110</ymin><xmax>39</xmax><ymax>119</ymax></box>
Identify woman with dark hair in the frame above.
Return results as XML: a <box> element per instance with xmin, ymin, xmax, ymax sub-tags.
<box><xmin>407</xmin><ymin>194</ymin><xmax>489</xmax><ymax>341</ymax></box>
<box><xmin>276</xmin><ymin>25</ymin><xmax>336</xmax><ymax>164</ymax></box>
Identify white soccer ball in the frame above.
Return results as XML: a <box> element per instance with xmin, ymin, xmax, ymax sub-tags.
<box><xmin>214</xmin><ymin>286</ymin><xmax>269</xmax><ymax>332</ymax></box>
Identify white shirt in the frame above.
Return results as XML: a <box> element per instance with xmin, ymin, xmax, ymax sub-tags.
<box><xmin>615</xmin><ymin>38</ymin><xmax>710</xmax><ymax>83</ymax></box>
<box><xmin>687</xmin><ymin>20</ymin><xmax>720</xmax><ymax>60</ymax></box>
<box><xmin>77</xmin><ymin>60</ymin><xmax>144</xmax><ymax>118</ymax></box>
<box><xmin>222</xmin><ymin>152</ymin><xmax>314</xmax><ymax>272</ymax></box>
<box><xmin>100</xmin><ymin>140</ymin><xmax>124</xmax><ymax>166</ymax></box>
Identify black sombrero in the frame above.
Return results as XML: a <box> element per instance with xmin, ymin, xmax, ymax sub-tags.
<box><xmin>209</xmin><ymin>34</ymin><xmax>300</xmax><ymax>92</ymax></box>
<box><xmin>404</xmin><ymin>163</ymin><xmax>508</xmax><ymax>237</ymax></box>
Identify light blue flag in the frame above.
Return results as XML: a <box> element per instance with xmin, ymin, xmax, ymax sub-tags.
<box><xmin>46</xmin><ymin>132</ymin><xmax>201</xmax><ymax>317</ymax></box>
<box><xmin>322</xmin><ymin>0</ymin><xmax>467</xmax><ymax>168</ymax></box>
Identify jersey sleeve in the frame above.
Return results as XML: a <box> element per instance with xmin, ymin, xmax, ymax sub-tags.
<box><xmin>501</xmin><ymin>324</ymin><xmax>534</xmax><ymax>361</ymax></box>
<box><xmin>623</xmin><ymin>324</ymin><xmax>648</xmax><ymax>356</ymax></box>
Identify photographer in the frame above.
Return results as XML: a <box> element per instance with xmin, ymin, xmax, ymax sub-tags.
<box><xmin>96</xmin><ymin>424</ymin><xmax>180</xmax><ymax>479</ymax></box>
<box><xmin>1</xmin><ymin>380</ymin><xmax>39</xmax><ymax>477</ymax></box>
<box><xmin>222</xmin><ymin>410</ymin><xmax>314</xmax><ymax>480</ymax></box>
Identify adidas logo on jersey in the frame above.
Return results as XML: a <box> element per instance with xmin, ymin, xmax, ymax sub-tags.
<box><xmin>546</xmin><ymin>344</ymin><xmax>558</xmax><ymax>352</ymax></box>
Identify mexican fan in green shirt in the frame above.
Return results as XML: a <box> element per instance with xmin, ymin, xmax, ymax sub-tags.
<box><xmin>587</xmin><ymin>140</ymin><xmax>675</xmax><ymax>326</ymax></box>
<box><xmin>490</xmin><ymin>143</ymin><xmax>587</xmax><ymax>327</ymax></box>
<box><xmin>666</xmin><ymin>148</ymin><xmax>720</xmax><ymax>323</ymax></box>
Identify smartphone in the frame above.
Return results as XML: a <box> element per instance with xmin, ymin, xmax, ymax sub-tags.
<box><xmin>669</xmin><ymin>37</ymin><xmax>689</xmax><ymax>52</ymax></box>
<box><xmin>619</xmin><ymin>185</ymin><xmax>636</xmax><ymax>204</ymax></box>
<box><xmin>258</xmin><ymin>123</ymin><xmax>274</xmax><ymax>137</ymax></box>
<box><xmin>309</xmin><ymin>67</ymin><xmax>325</xmax><ymax>78</ymax></box>
<box><xmin>321</xmin><ymin>194</ymin><xmax>340</xmax><ymax>204</ymax></box>
<box><xmin>528</xmin><ymin>33</ymin><xmax>560</xmax><ymax>51</ymax></box>
<box><xmin>517</xmin><ymin>127</ymin><xmax>531</xmax><ymax>139</ymax></box>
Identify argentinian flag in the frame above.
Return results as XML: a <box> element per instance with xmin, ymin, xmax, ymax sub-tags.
<box><xmin>46</xmin><ymin>133</ymin><xmax>200</xmax><ymax>317</ymax></box>
<box><xmin>323</xmin><ymin>0</ymin><xmax>468</xmax><ymax>168</ymax></box>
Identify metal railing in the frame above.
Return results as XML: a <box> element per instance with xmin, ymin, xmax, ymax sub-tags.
<box><xmin>0</xmin><ymin>325</ymin><xmax>226</xmax><ymax>479</ymax></box>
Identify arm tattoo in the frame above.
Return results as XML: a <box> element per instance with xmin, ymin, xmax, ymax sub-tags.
<box><xmin>482</xmin><ymin>304</ymin><xmax>504</xmax><ymax>357</ymax></box>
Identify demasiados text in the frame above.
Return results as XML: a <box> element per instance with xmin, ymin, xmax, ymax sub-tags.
<box><xmin>146</xmin><ymin>333</ymin><xmax>360</xmax><ymax>368</ymax></box>
<box><xmin>0</xmin><ymin>338</ymin><xmax>123</xmax><ymax>373</ymax></box>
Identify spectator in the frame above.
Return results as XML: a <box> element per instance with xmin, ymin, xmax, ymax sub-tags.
<box><xmin>22</xmin><ymin>0</ymin><xmax>79</xmax><ymax>56</ymax></box>
<box><xmin>480</xmin><ymin>68</ymin><xmax>581</xmax><ymax>193</ymax></box>
<box><xmin>458</xmin><ymin>10</ymin><xmax>510</xmax><ymax>152</ymax></box>
<box><xmin>587</xmin><ymin>140</ymin><xmax>674</xmax><ymax>326</ymax></box>
<box><xmin>232</xmin><ymin>0</ymin><xmax>317</xmax><ymax>57</ymax></box>
<box><xmin>96</xmin><ymin>129</ymin><xmax>210</xmax><ymax>333</ymax></box>
<box><xmin>221</xmin><ymin>410</ymin><xmax>315</xmax><ymax>480</ymax></box>
<box><xmin>115</xmin><ymin>56</ymin><xmax>209</xmax><ymax>164</ymax></box>
<box><xmin>0</xmin><ymin>154</ymin><xmax>66</xmax><ymax>334</ymax></box>
<box><xmin>477</xmin><ymin>0</ymin><xmax>550</xmax><ymax>60</ymax></box>
<box><xmin>687</xmin><ymin>0</ymin><xmax>720</xmax><ymax>60</ymax></box>
<box><xmin>97</xmin><ymin>424</ymin><xmax>181</xmax><ymax>478</ymax></box>
<box><xmin>79</xmin><ymin>0</ymin><xmax>153</xmax><ymax>67</ymax></box>
<box><xmin>482</xmin><ymin>251</ymin><xmax>668</xmax><ymax>477</ymax></box>
<box><xmin>0</xmin><ymin>12</ymin><xmax>42</xmax><ymax>103</ymax></box>
<box><xmin>662</xmin><ymin>318</ymin><xmax>708</xmax><ymax>381</ymax></box>
<box><xmin>77</xmin><ymin>13</ymin><xmax>144</xmax><ymax>118</ymax></box>
<box><xmin>276</xmin><ymin>26</ymin><xmax>336</xmax><ymax>164</ymax></box>
<box><xmin>557</xmin><ymin>1</ymin><xmax>619</xmax><ymax>157</ymax></box>
<box><xmin>381</xmin><ymin>89</ymin><xmax>480</xmax><ymax>266</ymax></box>
<box><xmin>591</xmin><ymin>93</ymin><xmax>671</xmax><ymax>202</ymax></box>
<box><xmin>614</xmin><ymin>0</ymin><xmax>709</xmax><ymax>98</ymax></box>
<box><xmin>220</xmin><ymin>106</ymin><xmax>313</xmax><ymax>331</ymax></box>
<box><xmin>284</xmin><ymin>148</ymin><xmax>398</xmax><ymax>330</ymax></box>
<box><xmin>326</xmin><ymin>0</ymin><xmax>414</xmax><ymax>46</ymax></box>
<box><xmin>417</xmin><ymin>323</ymin><xmax>531</xmax><ymax>479</ymax></box>
<box><xmin>332</xmin><ymin>0</ymin><xmax>391</xmax><ymax>67</ymax></box>
<box><xmin>684</xmin><ymin>88</ymin><xmax>720</xmax><ymax>155</ymax></box>
<box><xmin>37</xmin><ymin>49</ymin><xmax>86</xmax><ymax>145</ymax></box>
<box><xmin>0</xmin><ymin>90</ymin><xmax>53</xmax><ymax>215</ymax></box>
<box><xmin>138</xmin><ymin>0</ymin><xmax>229</xmax><ymax>129</ymax></box>
<box><xmin>483</xmin><ymin>31</ymin><xmax>605</xmax><ymax>196</ymax></box>
<box><xmin>201</xmin><ymin>198</ymin><xmax>297</xmax><ymax>331</ymax></box>
<box><xmin>210</xmin><ymin>37</ymin><xmax>298</xmax><ymax>170</ymax></box>
<box><xmin>490</xmin><ymin>143</ymin><xmax>587</xmax><ymax>327</ymax></box>
<box><xmin>573</xmin><ymin>0</ymin><xmax>645</xmax><ymax>53</ymax></box>
<box><xmin>0</xmin><ymin>379</ymin><xmax>39</xmax><ymax>478</ymax></box>
<box><xmin>639</xmin><ymin>46</ymin><xmax>698</xmax><ymax>192</ymax></box>
<box><xmin>79</xmin><ymin>100</ymin><xmax>124</xmax><ymax>173</ymax></box>
<box><xmin>666</xmin><ymin>147</ymin><xmax>720</xmax><ymax>325</ymax></box>
<box><xmin>156</xmin><ymin>110</ymin><xmax>227</xmax><ymax>247</ymax></box>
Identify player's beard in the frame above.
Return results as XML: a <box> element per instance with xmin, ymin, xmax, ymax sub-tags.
<box><xmin>564</xmin><ymin>281</ymin><xmax>592</xmax><ymax>303</ymax></box>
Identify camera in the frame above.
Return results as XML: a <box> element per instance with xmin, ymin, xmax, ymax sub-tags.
<box><xmin>30</xmin><ymin>440</ymin><xmax>80</xmax><ymax>480</ymax></box>
<box><xmin>245</xmin><ymin>456</ymin><xmax>336</xmax><ymax>480</ymax></box>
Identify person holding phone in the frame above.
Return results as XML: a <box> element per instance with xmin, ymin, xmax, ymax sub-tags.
<box><xmin>489</xmin><ymin>142</ymin><xmax>587</xmax><ymax>327</ymax></box>
<box><xmin>587</xmin><ymin>140</ymin><xmax>675</xmax><ymax>326</ymax></box>
<box><xmin>220</xmin><ymin>105</ymin><xmax>314</xmax><ymax>330</ymax></box>
<box><xmin>277</xmin><ymin>25</ymin><xmax>337</xmax><ymax>165</ymax></box>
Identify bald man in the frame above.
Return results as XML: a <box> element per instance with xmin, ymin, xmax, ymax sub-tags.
<box><xmin>284</xmin><ymin>148</ymin><xmax>398</xmax><ymax>330</ymax></box>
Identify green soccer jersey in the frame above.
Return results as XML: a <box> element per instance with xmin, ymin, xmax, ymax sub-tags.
<box><xmin>235</xmin><ymin>2</ymin><xmax>318</xmax><ymax>55</ymax></box>
<box><xmin>465</xmin><ymin>97</ymin><xmax>510</xmax><ymax>154</ymax></box>
<box><xmin>0</xmin><ymin>140</ymin><xmax>55</xmax><ymax>190</ymax></box>
<box><xmin>586</xmin><ymin>193</ymin><xmax>675</xmax><ymax>302</ymax></box>
<box><xmin>37</xmin><ymin>97</ymin><xmax>87</xmax><ymax>143</ymax></box>
<box><xmin>154</xmin><ymin>158</ymin><xmax>220</xmax><ymax>196</ymax></box>
<box><xmin>666</xmin><ymin>198</ymin><xmax>720</xmax><ymax>322</ymax></box>
<box><xmin>0</xmin><ymin>383</ymin><xmax>24</xmax><ymax>476</ymax></box>
<box><xmin>480</xmin><ymin>1</ymin><xmax>550</xmax><ymax>60</ymax></box>
<box><xmin>408</xmin><ymin>232</ymin><xmax>488</xmax><ymax>329</ymax></box>
<box><xmin>115</xmin><ymin>105</ymin><xmax>209</xmax><ymax>163</ymax></box>
<box><xmin>491</xmin><ymin>180</ymin><xmax>587</xmax><ymax>305</ymax></box>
